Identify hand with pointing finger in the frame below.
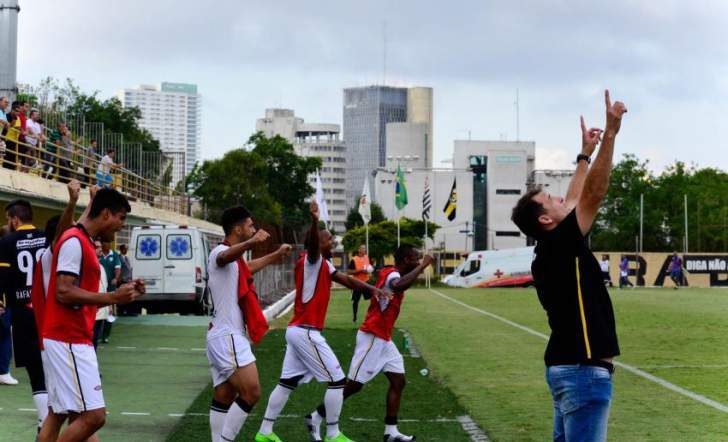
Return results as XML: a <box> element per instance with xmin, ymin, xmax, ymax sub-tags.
<box><xmin>604</xmin><ymin>89</ymin><xmax>627</xmax><ymax>136</ymax></box>
<box><xmin>580</xmin><ymin>116</ymin><xmax>603</xmax><ymax>157</ymax></box>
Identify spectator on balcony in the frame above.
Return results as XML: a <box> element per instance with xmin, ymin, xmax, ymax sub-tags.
<box><xmin>3</xmin><ymin>111</ymin><xmax>21</xmax><ymax>170</ymax></box>
<box><xmin>48</xmin><ymin>122</ymin><xmax>74</xmax><ymax>182</ymax></box>
<box><xmin>25</xmin><ymin>110</ymin><xmax>43</xmax><ymax>169</ymax></box>
<box><xmin>83</xmin><ymin>139</ymin><xmax>99</xmax><ymax>186</ymax></box>
<box><xmin>97</xmin><ymin>148</ymin><xmax>122</xmax><ymax>188</ymax></box>
<box><xmin>0</xmin><ymin>96</ymin><xmax>9</xmax><ymax>129</ymax></box>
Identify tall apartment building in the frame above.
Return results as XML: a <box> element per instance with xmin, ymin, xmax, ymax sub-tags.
<box><xmin>342</xmin><ymin>86</ymin><xmax>432</xmax><ymax>207</ymax></box>
<box><xmin>118</xmin><ymin>82</ymin><xmax>201</xmax><ymax>186</ymax></box>
<box><xmin>256</xmin><ymin>109</ymin><xmax>348</xmax><ymax>233</ymax></box>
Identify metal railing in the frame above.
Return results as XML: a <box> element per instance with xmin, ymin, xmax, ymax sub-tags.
<box><xmin>252</xmin><ymin>245</ymin><xmax>302</xmax><ymax>307</ymax></box>
<box><xmin>0</xmin><ymin>131</ymin><xmax>188</xmax><ymax>214</ymax></box>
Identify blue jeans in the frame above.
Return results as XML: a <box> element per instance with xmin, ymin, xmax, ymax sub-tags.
<box><xmin>546</xmin><ymin>364</ymin><xmax>613</xmax><ymax>442</ymax></box>
<box><xmin>0</xmin><ymin>308</ymin><xmax>12</xmax><ymax>374</ymax></box>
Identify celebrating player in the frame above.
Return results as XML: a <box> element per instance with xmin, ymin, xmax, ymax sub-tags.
<box><xmin>255</xmin><ymin>201</ymin><xmax>386</xmax><ymax>442</ymax></box>
<box><xmin>39</xmin><ymin>187</ymin><xmax>145</xmax><ymax>442</ymax></box>
<box><xmin>307</xmin><ymin>244</ymin><xmax>433</xmax><ymax>442</ymax></box>
<box><xmin>0</xmin><ymin>199</ymin><xmax>50</xmax><ymax>431</ymax></box>
<box><xmin>206</xmin><ymin>205</ymin><xmax>293</xmax><ymax>442</ymax></box>
<box><xmin>511</xmin><ymin>90</ymin><xmax>627</xmax><ymax>441</ymax></box>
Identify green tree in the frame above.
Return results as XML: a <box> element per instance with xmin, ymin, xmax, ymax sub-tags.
<box><xmin>342</xmin><ymin>218</ymin><xmax>438</xmax><ymax>264</ymax></box>
<box><xmin>187</xmin><ymin>148</ymin><xmax>281</xmax><ymax>225</ymax></box>
<box><xmin>248</xmin><ymin>132</ymin><xmax>321</xmax><ymax>236</ymax></box>
<box><xmin>345</xmin><ymin>202</ymin><xmax>386</xmax><ymax>230</ymax></box>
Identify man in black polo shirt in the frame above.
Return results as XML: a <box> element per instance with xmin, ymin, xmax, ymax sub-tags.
<box><xmin>511</xmin><ymin>90</ymin><xmax>627</xmax><ymax>442</ymax></box>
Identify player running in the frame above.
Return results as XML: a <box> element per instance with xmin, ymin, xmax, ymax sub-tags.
<box><xmin>307</xmin><ymin>244</ymin><xmax>433</xmax><ymax>442</ymax></box>
<box><xmin>39</xmin><ymin>187</ymin><xmax>144</xmax><ymax>442</ymax></box>
<box><xmin>255</xmin><ymin>201</ymin><xmax>386</xmax><ymax>442</ymax></box>
<box><xmin>0</xmin><ymin>199</ymin><xmax>50</xmax><ymax>431</ymax></box>
<box><xmin>206</xmin><ymin>205</ymin><xmax>293</xmax><ymax>442</ymax></box>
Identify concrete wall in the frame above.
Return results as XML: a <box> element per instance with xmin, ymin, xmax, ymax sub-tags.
<box><xmin>385</xmin><ymin>122</ymin><xmax>429</xmax><ymax>169</ymax></box>
<box><xmin>406</xmin><ymin>87</ymin><xmax>433</xmax><ymax>167</ymax></box>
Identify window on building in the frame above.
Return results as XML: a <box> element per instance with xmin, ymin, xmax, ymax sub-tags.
<box><xmin>495</xmin><ymin>231</ymin><xmax>521</xmax><ymax>237</ymax></box>
<box><xmin>496</xmin><ymin>189</ymin><xmax>521</xmax><ymax>195</ymax></box>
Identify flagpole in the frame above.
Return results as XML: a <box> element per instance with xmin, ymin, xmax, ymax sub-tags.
<box><xmin>397</xmin><ymin>210</ymin><xmax>400</xmax><ymax>247</ymax></box>
<box><xmin>424</xmin><ymin>217</ymin><xmax>430</xmax><ymax>288</ymax></box>
<box><xmin>365</xmin><ymin>223</ymin><xmax>369</xmax><ymax>256</ymax></box>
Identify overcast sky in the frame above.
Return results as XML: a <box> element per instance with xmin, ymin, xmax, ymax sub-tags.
<box><xmin>16</xmin><ymin>0</ymin><xmax>728</xmax><ymax>172</ymax></box>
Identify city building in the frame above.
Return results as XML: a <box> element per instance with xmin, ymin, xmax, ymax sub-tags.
<box><xmin>529</xmin><ymin>169</ymin><xmax>574</xmax><ymax>197</ymax></box>
<box><xmin>0</xmin><ymin>0</ymin><xmax>19</xmax><ymax>102</ymax></box>
<box><xmin>255</xmin><ymin>109</ymin><xmax>348</xmax><ymax>233</ymax></box>
<box><xmin>374</xmin><ymin>139</ymin><xmax>535</xmax><ymax>253</ymax></box>
<box><xmin>118</xmin><ymin>82</ymin><xmax>202</xmax><ymax>186</ymax></box>
<box><xmin>343</xmin><ymin>85</ymin><xmax>432</xmax><ymax>208</ymax></box>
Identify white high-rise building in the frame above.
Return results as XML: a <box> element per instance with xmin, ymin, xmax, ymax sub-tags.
<box><xmin>118</xmin><ymin>82</ymin><xmax>201</xmax><ymax>186</ymax></box>
<box><xmin>256</xmin><ymin>109</ymin><xmax>348</xmax><ymax>233</ymax></box>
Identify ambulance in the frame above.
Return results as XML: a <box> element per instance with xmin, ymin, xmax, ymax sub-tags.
<box><xmin>443</xmin><ymin>246</ymin><xmax>535</xmax><ymax>288</ymax></box>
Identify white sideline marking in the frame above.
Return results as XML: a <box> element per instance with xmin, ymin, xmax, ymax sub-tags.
<box><xmin>189</xmin><ymin>348</ymin><xmax>206</xmax><ymax>351</ymax></box>
<box><xmin>156</xmin><ymin>347</ymin><xmax>179</xmax><ymax>351</ymax></box>
<box><xmin>121</xmin><ymin>412</ymin><xmax>151</xmax><ymax>416</ymax></box>
<box><xmin>457</xmin><ymin>415</ymin><xmax>490</xmax><ymax>441</ymax></box>
<box><xmin>429</xmin><ymin>289</ymin><xmax>728</xmax><ymax>414</ymax></box>
<box><xmin>637</xmin><ymin>364</ymin><xmax>728</xmax><ymax>369</ymax></box>
<box><xmin>18</xmin><ymin>408</ymin><xmax>36</xmax><ymax>412</ymax></box>
<box><xmin>116</xmin><ymin>346</ymin><xmax>136</xmax><ymax>350</ymax></box>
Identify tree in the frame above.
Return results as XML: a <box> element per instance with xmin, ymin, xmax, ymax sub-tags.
<box><xmin>187</xmin><ymin>148</ymin><xmax>281</xmax><ymax>225</ymax></box>
<box><xmin>345</xmin><ymin>202</ymin><xmax>385</xmax><ymax>230</ymax></box>
<box><xmin>248</xmin><ymin>132</ymin><xmax>321</xmax><ymax>236</ymax></box>
<box><xmin>342</xmin><ymin>217</ymin><xmax>438</xmax><ymax>264</ymax></box>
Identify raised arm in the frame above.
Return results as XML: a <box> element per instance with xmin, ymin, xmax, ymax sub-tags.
<box><xmin>54</xmin><ymin>180</ymin><xmax>81</xmax><ymax>245</ymax></box>
<box><xmin>332</xmin><ymin>271</ymin><xmax>385</xmax><ymax>300</ymax></box>
<box><xmin>216</xmin><ymin>229</ymin><xmax>270</xmax><ymax>267</ymax></box>
<box><xmin>576</xmin><ymin>90</ymin><xmax>627</xmax><ymax>235</ymax></box>
<box><xmin>565</xmin><ymin>117</ymin><xmax>602</xmax><ymax>209</ymax></box>
<box><xmin>307</xmin><ymin>200</ymin><xmax>320</xmax><ymax>264</ymax></box>
<box><xmin>248</xmin><ymin>244</ymin><xmax>292</xmax><ymax>274</ymax></box>
<box><xmin>390</xmin><ymin>255</ymin><xmax>435</xmax><ymax>292</ymax></box>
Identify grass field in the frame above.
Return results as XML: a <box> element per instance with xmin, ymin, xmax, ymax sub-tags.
<box><xmin>1</xmin><ymin>286</ymin><xmax>727</xmax><ymax>441</ymax></box>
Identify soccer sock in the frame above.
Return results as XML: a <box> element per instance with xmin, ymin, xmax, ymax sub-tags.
<box><xmin>259</xmin><ymin>384</ymin><xmax>293</xmax><ymax>435</ymax></box>
<box><xmin>220</xmin><ymin>397</ymin><xmax>252</xmax><ymax>442</ymax></box>
<box><xmin>32</xmin><ymin>392</ymin><xmax>48</xmax><ymax>428</ymax></box>
<box><xmin>209</xmin><ymin>399</ymin><xmax>230</xmax><ymax>442</ymax></box>
<box><xmin>324</xmin><ymin>386</ymin><xmax>344</xmax><ymax>438</ymax></box>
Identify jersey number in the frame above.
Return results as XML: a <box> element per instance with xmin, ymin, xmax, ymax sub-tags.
<box><xmin>17</xmin><ymin>249</ymin><xmax>44</xmax><ymax>286</ymax></box>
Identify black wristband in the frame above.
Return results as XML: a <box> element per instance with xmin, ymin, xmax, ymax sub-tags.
<box><xmin>577</xmin><ymin>154</ymin><xmax>591</xmax><ymax>164</ymax></box>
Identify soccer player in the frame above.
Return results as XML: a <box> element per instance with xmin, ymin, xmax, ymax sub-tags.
<box><xmin>255</xmin><ymin>201</ymin><xmax>385</xmax><ymax>442</ymax></box>
<box><xmin>0</xmin><ymin>198</ymin><xmax>51</xmax><ymax>430</ymax></box>
<box><xmin>511</xmin><ymin>90</ymin><xmax>627</xmax><ymax>441</ymax></box>
<box><xmin>307</xmin><ymin>244</ymin><xmax>434</xmax><ymax>442</ymax></box>
<box><xmin>39</xmin><ymin>187</ymin><xmax>144</xmax><ymax>442</ymax></box>
<box><xmin>206</xmin><ymin>205</ymin><xmax>293</xmax><ymax>442</ymax></box>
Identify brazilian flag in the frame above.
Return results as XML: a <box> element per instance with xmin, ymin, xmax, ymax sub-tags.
<box><xmin>395</xmin><ymin>165</ymin><xmax>408</xmax><ymax>210</ymax></box>
<box><xmin>443</xmin><ymin>178</ymin><xmax>456</xmax><ymax>221</ymax></box>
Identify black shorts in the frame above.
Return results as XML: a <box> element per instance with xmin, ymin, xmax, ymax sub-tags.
<box><xmin>10</xmin><ymin>306</ymin><xmax>43</xmax><ymax>368</ymax></box>
<box><xmin>351</xmin><ymin>289</ymin><xmax>371</xmax><ymax>302</ymax></box>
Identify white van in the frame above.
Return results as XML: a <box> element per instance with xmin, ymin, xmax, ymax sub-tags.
<box><xmin>443</xmin><ymin>246</ymin><xmax>535</xmax><ymax>288</ymax></box>
<box><xmin>129</xmin><ymin>225</ymin><xmax>220</xmax><ymax>314</ymax></box>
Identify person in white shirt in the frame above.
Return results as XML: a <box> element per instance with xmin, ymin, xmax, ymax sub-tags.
<box><xmin>206</xmin><ymin>205</ymin><xmax>292</xmax><ymax>442</ymax></box>
<box><xmin>96</xmin><ymin>148</ymin><xmax>121</xmax><ymax>188</ymax></box>
<box><xmin>600</xmin><ymin>255</ymin><xmax>613</xmax><ymax>287</ymax></box>
<box><xmin>25</xmin><ymin>110</ymin><xmax>44</xmax><ymax>167</ymax></box>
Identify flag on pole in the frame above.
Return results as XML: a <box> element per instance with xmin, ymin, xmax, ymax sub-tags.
<box><xmin>443</xmin><ymin>178</ymin><xmax>457</xmax><ymax>221</ymax></box>
<box><xmin>422</xmin><ymin>176</ymin><xmax>432</xmax><ymax>221</ymax></box>
<box><xmin>395</xmin><ymin>164</ymin><xmax>408</xmax><ymax>210</ymax></box>
<box><xmin>359</xmin><ymin>177</ymin><xmax>371</xmax><ymax>224</ymax></box>
<box><xmin>314</xmin><ymin>171</ymin><xmax>330</xmax><ymax>224</ymax></box>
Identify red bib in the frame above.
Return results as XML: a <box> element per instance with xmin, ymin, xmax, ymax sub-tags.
<box><xmin>360</xmin><ymin>266</ymin><xmax>404</xmax><ymax>341</ymax></box>
<box><xmin>43</xmin><ymin>226</ymin><xmax>100</xmax><ymax>345</ymax></box>
<box><xmin>288</xmin><ymin>253</ymin><xmax>334</xmax><ymax>330</ymax></box>
<box><xmin>224</xmin><ymin>241</ymin><xmax>269</xmax><ymax>344</ymax></box>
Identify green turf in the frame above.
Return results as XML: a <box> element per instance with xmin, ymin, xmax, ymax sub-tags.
<box><xmin>401</xmin><ymin>287</ymin><xmax>728</xmax><ymax>441</ymax></box>
<box><xmin>0</xmin><ymin>321</ymin><xmax>210</xmax><ymax>442</ymax></box>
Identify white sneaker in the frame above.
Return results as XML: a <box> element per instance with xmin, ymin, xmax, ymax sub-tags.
<box><xmin>0</xmin><ymin>373</ymin><xmax>19</xmax><ymax>385</ymax></box>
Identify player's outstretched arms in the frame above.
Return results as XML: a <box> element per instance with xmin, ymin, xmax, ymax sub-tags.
<box><xmin>249</xmin><ymin>244</ymin><xmax>292</xmax><ymax>274</ymax></box>
<box><xmin>564</xmin><ymin>117</ymin><xmax>602</xmax><ymax>210</ymax></box>
<box><xmin>576</xmin><ymin>89</ymin><xmax>627</xmax><ymax>235</ymax></box>
<box><xmin>54</xmin><ymin>180</ymin><xmax>81</xmax><ymax>245</ymax></box>
<box><xmin>390</xmin><ymin>254</ymin><xmax>435</xmax><ymax>293</ymax></box>
<box><xmin>332</xmin><ymin>271</ymin><xmax>388</xmax><ymax>302</ymax></box>
<box><xmin>216</xmin><ymin>229</ymin><xmax>270</xmax><ymax>266</ymax></box>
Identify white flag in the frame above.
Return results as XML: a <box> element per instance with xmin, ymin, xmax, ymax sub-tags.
<box><xmin>358</xmin><ymin>177</ymin><xmax>371</xmax><ymax>225</ymax></box>
<box><xmin>315</xmin><ymin>172</ymin><xmax>330</xmax><ymax>223</ymax></box>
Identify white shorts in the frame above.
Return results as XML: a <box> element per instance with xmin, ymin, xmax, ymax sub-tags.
<box><xmin>348</xmin><ymin>331</ymin><xmax>405</xmax><ymax>384</ymax></box>
<box><xmin>43</xmin><ymin>338</ymin><xmax>105</xmax><ymax>414</ymax></box>
<box><xmin>206</xmin><ymin>333</ymin><xmax>256</xmax><ymax>387</ymax></box>
<box><xmin>280</xmin><ymin>326</ymin><xmax>345</xmax><ymax>383</ymax></box>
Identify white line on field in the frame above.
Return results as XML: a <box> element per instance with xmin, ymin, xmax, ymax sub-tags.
<box><xmin>18</xmin><ymin>408</ymin><xmax>36</xmax><ymax>412</ymax></box>
<box><xmin>156</xmin><ymin>347</ymin><xmax>179</xmax><ymax>351</ymax></box>
<box><xmin>121</xmin><ymin>412</ymin><xmax>151</xmax><ymax>416</ymax></box>
<box><xmin>116</xmin><ymin>346</ymin><xmax>137</xmax><ymax>350</ymax></box>
<box><xmin>429</xmin><ymin>289</ymin><xmax>728</xmax><ymax>414</ymax></box>
<box><xmin>636</xmin><ymin>364</ymin><xmax>728</xmax><ymax>369</ymax></box>
<box><xmin>189</xmin><ymin>348</ymin><xmax>206</xmax><ymax>351</ymax></box>
<box><xmin>457</xmin><ymin>415</ymin><xmax>490</xmax><ymax>441</ymax></box>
